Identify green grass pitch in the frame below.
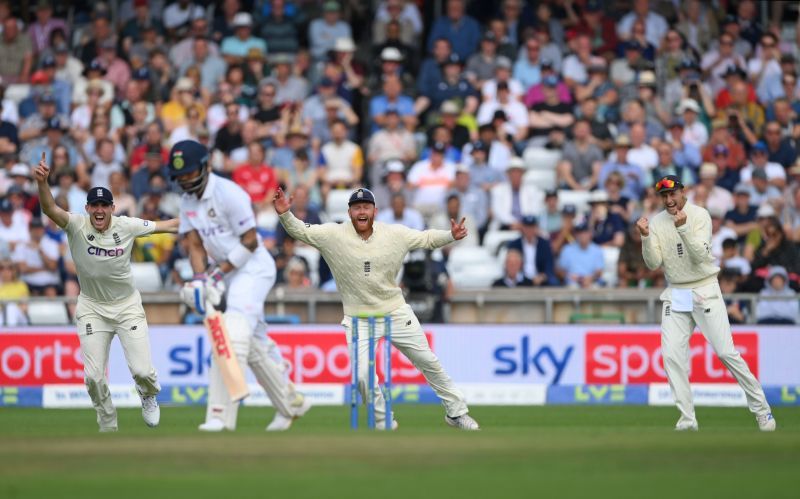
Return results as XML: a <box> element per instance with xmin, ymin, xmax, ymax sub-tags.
<box><xmin>1</xmin><ymin>405</ymin><xmax>798</xmax><ymax>499</ymax></box>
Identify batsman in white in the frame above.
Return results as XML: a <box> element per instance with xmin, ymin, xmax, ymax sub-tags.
<box><xmin>638</xmin><ymin>175</ymin><xmax>775</xmax><ymax>431</ymax></box>
<box><xmin>274</xmin><ymin>187</ymin><xmax>480</xmax><ymax>430</ymax></box>
<box><xmin>168</xmin><ymin>140</ymin><xmax>310</xmax><ymax>432</ymax></box>
<box><xmin>34</xmin><ymin>154</ymin><xmax>179</xmax><ymax>432</ymax></box>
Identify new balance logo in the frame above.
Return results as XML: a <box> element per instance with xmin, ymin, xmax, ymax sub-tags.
<box><xmin>704</xmin><ymin>308</ymin><xmax>711</xmax><ymax>314</ymax></box>
<box><xmin>87</xmin><ymin>234</ymin><xmax>95</xmax><ymax>241</ymax></box>
<box><xmin>131</xmin><ymin>325</ymin><xmax>138</xmax><ymax>330</ymax></box>
<box><xmin>406</xmin><ymin>320</ymin><xmax>412</xmax><ymax>326</ymax></box>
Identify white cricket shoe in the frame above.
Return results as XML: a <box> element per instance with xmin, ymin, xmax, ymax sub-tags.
<box><xmin>675</xmin><ymin>421</ymin><xmax>699</xmax><ymax>432</ymax></box>
<box><xmin>266</xmin><ymin>412</ymin><xmax>294</xmax><ymax>431</ymax></box>
<box><xmin>198</xmin><ymin>419</ymin><xmax>227</xmax><ymax>432</ymax></box>
<box><xmin>445</xmin><ymin>414</ymin><xmax>480</xmax><ymax>431</ymax></box>
<box><xmin>757</xmin><ymin>413</ymin><xmax>776</xmax><ymax>432</ymax></box>
<box><xmin>141</xmin><ymin>395</ymin><xmax>160</xmax><ymax>428</ymax></box>
<box><xmin>99</xmin><ymin>426</ymin><xmax>118</xmax><ymax>433</ymax></box>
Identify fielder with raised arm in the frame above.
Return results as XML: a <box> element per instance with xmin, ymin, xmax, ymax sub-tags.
<box><xmin>34</xmin><ymin>154</ymin><xmax>179</xmax><ymax>432</ymax></box>
<box><xmin>638</xmin><ymin>175</ymin><xmax>775</xmax><ymax>431</ymax></box>
<box><xmin>168</xmin><ymin>140</ymin><xmax>310</xmax><ymax>432</ymax></box>
<box><xmin>274</xmin><ymin>187</ymin><xmax>480</xmax><ymax>430</ymax></box>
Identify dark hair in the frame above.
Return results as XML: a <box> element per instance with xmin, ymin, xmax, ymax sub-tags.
<box><xmin>722</xmin><ymin>238</ymin><xmax>738</xmax><ymax>250</ymax></box>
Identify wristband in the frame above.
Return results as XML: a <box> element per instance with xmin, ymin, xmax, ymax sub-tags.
<box><xmin>227</xmin><ymin>243</ymin><xmax>254</xmax><ymax>268</ymax></box>
<box><xmin>208</xmin><ymin>266</ymin><xmax>225</xmax><ymax>284</ymax></box>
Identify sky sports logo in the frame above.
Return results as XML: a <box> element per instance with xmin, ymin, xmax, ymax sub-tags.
<box><xmin>87</xmin><ymin>246</ymin><xmax>124</xmax><ymax>257</ymax></box>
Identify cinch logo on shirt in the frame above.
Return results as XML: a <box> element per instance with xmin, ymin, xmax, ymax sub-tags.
<box><xmin>87</xmin><ymin>246</ymin><xmax>124</xmax><ymax>257</ymax></box>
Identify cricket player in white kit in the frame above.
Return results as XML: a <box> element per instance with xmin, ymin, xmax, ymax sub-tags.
<box><xmin>33</xmin><ymin>155</ymin><xmax>179</xmax><ymax>432</ymax></box>
<box><xmin>168</xmin><ymin>140</ymin><xmax>310</xmax><ymax>432</ymax></box>
<box><xmin>274</xmin><ymin>186</ymin><xmax>480</xmax><ymax>430</ymax></box>
<box><xmin>638</xmin><ymin>175</ymin><xmax>775</xmax><ymax>431</ymax></box>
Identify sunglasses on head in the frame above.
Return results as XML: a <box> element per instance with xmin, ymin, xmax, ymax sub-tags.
<box><xmin>655</xmin><ymin>178</ymin><xmax>676</xmax><ymax>191</ymax></box>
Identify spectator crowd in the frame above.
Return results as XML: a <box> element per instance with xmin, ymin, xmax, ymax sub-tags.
<box><xmin>0</xmin><ymin>0</ymin><xmax>799</xmax><ymax>325</ymax></box>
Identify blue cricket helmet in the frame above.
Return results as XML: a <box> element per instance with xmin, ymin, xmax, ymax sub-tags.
<box><xmin>169</xmin><ymin>140</ymin><xmax>210</xmax><ymax>195</ymax></box>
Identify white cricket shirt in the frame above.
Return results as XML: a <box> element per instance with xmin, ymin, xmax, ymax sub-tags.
<box><xmin>178</xmin><ymin>173</ymin><xmax>259</xmax><ymax>265</ymax></box>
<box><xmin>642</xmin><ymin>202</ymin><xmax>720</xmax><ymax>289</ymax></box>
<box><xmin>279</xmin><ymin>211</ymin><xmax>455</xmax><ymax>315</ymax></box>
<box><xmin>65</xmin><ymin>213</ymin><xmax>155</xmax><ymax>303</ymax></box>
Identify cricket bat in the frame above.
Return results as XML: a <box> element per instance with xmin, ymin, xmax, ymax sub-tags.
<box><xmin>203</xmin><ymin>302</ymin><xmax>249</xmax><ymax>402</ymax></box>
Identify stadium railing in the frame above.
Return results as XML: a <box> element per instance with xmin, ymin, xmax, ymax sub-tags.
<box><xmin>0</xmin><ymin>290</ymin><xmax>792</xmax><ymax>326</ymax></box>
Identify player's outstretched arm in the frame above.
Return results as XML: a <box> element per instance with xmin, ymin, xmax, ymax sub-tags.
<box><xmin>398</xmin><ymin>219</ymin><xmax>464</xmax><ymax>251</ymax></box>
<box><xmin>273</xmin><ymin>187</ymin><xmax>330</xmax><ymax>248</ymax></box>
<box><xmin>152</xmin><ymin>218</ymin><xmax>180</xmax><ymax>234</ymax></box>
<box><xmin>33</xmin><ymin>152</ymin><xmax>69</xmax><ymax>229</ymax></box>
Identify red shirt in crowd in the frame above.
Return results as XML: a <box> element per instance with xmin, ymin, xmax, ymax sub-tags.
<box><xmin>232</xmin><ymin>163</ymin><xmax>279</xmax><ymax>203</ymax></box>
<box><xmin>129</xmin><ymin>145</ymin><xmax>169</xmax><ymax>173</ymax></box>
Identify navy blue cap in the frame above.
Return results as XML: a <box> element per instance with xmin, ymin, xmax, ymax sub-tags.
<box><xmin>679</xmin><ymin>58</ymin><xmax>699</xmax><ymax>70</ymax></box>
<box><xmin>752</xmin><ymin>141</ymin><xmax>768</xmax><ymax>153</ymax></box>
<box><xmin>471</xmin><ymin>140</ymin><xmax>488</xmax><ymax>153</ymax></box>
<box><xmin>41</xmin><ymin>54</ymin><xmax>56</xmax><ymax>68</ymax></box>
<box><xmin>444</xmin><ymin>53</ymin><xmax>462</xmax><ymax>66</ymax></box>
<box><xmin>348</xmin><ymin>188</ymin><xmax>376</xmax><ymax>206</ymax></box>
<box><xmin>39</xmin><ymin>92</ymin><xmax>56</xmax><ymax>104</ymax></box>
<box><xmin>521</xmin><ymin>215</ymin><xmax>538</xmax><ymax>226</ymax></box>
<box><xmin>87</xmin><ymin>186</ymin><xmax>114</xmax><ymax>205</ymax></box>
<box><xmin>133</xmin><ymin>67</ymin><xmax>151</xmax><ymax>80</ymax></box>
<box><xmin>0</xmin><ymin>198</ymin><xmax>12</xmax><ymax>212</ymax></box>
<box><xmin>625</xmin><ymin>41</ymin><xmax>643</xmax><ymax>52</ymax></box>
<box><xmin>543</xmin><ymin>75</ymin><xmax>559</xmax><ymax>87</ymax></box>
<box><xmin>319</xmin><ymin>77</ymin><xmax>335</xmax><ymax>87</ymax></box>
<box><xmin>84</xmin><ymin>59</ymin><xmax>107</xmax><ymax>76</ymax></box>
<box><xmin>431</xmin><ymin>141</ymin><xmax>447</xmax><ymax>153</ymax></box>
<box><xmin>562</xmin><ymin>204</ymin><xmax>577</xmax><ymax>215</ymax></box>
<box><xmin>575</xmin><ymin>221</ymin><xmax>590</xmax><ymax>231</ymax></box>
<box><xmin>541</xmin><ymin>58</ymin><xmax>554</xmax><ymax>69</ymax></box>
<box><xmin>45</xmin><ymin>116</ymin><xmax>65</xmax><ymax>130</ymax></box>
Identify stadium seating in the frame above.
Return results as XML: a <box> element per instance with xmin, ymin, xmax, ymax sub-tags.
<box><xmin>131</xmin><ymin>262</ymin><xmax>163</xmax><ymax>293</ymax></box>
<box><xmin>602</xmin><ymin>246</ymin><xmax>621</xmax><ymax>288</ymax></box>
<box><xmin>26</xmin><ymin>302</ymin><xmax>70</xmax><ymax>326</ymax></box>
<box><xmin>447</xmin><ymin>246</ymin><xmax>502</xmax><ymax>288</ymax></box>
<box><xmin>294</xmin><ymin>245</ymin><xmax>321</xmax><ymax>286</ymax></box>
<box><xmin>324</xmin><ymin>190</ymin><xmax>352</xmax><ymax>223</ymax></box>
<box><xmin>522</xmin><ymin>147</ymin><xmax>562</xmax><ymax>171</ymax></box>
<box><xmin>557</xmin><ymin>190</ymin><xmax>592</xmax><ymax>215</ymax></box>
<box><xmin>523</xmin><ymin>169</ymin><xmax>556</xmax><ymax>191</ymax></box>
<box><xmin>482</xmin><ymin>230</ymin><xmax>519</xmax><ymax>256</ymax></box>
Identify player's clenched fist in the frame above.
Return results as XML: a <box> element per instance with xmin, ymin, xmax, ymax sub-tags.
<box><xmin>636</xmin><ymin>217</ymin><xmax>649</xmax><ymax>237</ymax></box>
<box><xmin>673</xmin><ymin>210</ymin><xmax>687</xmax><ymax>227</ymax></box>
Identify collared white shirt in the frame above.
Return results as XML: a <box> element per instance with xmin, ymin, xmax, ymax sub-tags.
<box><xmin>178</xmin><ymin>173</ymin><xmax>258</xmax><ymax>265</ymax></box>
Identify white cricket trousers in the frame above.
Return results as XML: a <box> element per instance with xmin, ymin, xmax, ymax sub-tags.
<box><xmin>75</xmin><ymin>291</ymin><xmax>160</xmax><ymax>429</ymax></box>
<box><xmin>342</xmin><ymin>304</ymin><xmax>469</xmax><ymax>421</ymax></box>
<box><xmin>204</xmin><ymin>251</ymin><xmax>296</xmax><ymax>429</ymax></box>
<box><xmin>660</xmin><ymin>281</ymin><xmax>771</xmax><ymax>427</ymax></box>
